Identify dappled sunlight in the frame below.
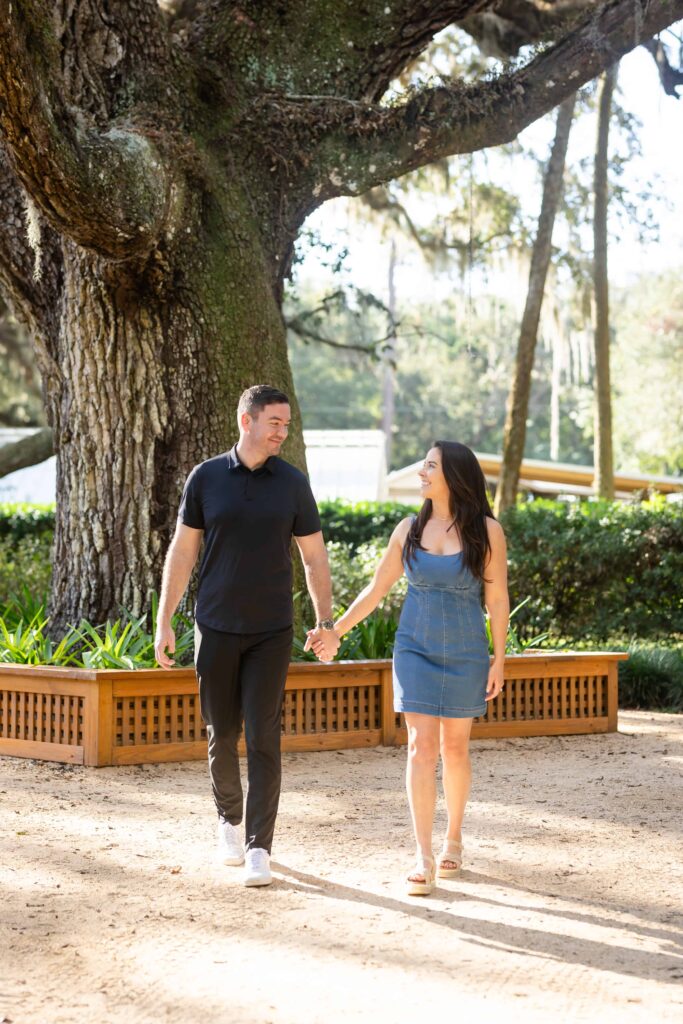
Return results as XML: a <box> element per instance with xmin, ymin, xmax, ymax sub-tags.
<box><xmin>3</xmin><ymin>711</ymin><xmax>683</xmax><ymax>1022</ymax></box>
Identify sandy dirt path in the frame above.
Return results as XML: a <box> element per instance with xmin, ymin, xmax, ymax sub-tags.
<box><xmin>2</xmin><ymin>710</ymin><xmax>682</xmax><ymax>1024</ymax></box>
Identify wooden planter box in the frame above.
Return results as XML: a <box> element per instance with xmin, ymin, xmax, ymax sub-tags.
<box><xmin>0</xmin><ymin>652</ymin><xmax>626</xmax><ymax>767</ymax></box>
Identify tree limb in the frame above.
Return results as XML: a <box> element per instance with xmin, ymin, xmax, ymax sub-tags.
<box><xmin>0</xmin><ymin>428</ymin><xmax>54</xmax><ymax>478</ymax></box>
<box><xmin>286</xmin><ymin>317</ymin><xmax>384</xmax><ymax>355</ymax></box>
<box><xmin>0</xmin><ymin>0</ymin><xmax>173</xmax><ymax>260</ymax></box>
<box><xmin>0</xmin><ymin>147</ymin><xmax>45</xmax><ymax>329</ymax></box>
<box><xmin>273</xmin><ymin>0</ymin><xmax>683</xmax><ymax>199</ymax></box>
<box><xmin>460</xmin><ymin>1</ymin><xmax>589</xmax><ymax>59</ymax></box>
<box><xmin>642</xmin><ymin>37</ymin><xmax>683</xmax><ymax>97</ymax></box>
<box><xmin>186</xmin><ymin>1</ymin><xmax>487</xmax><ymax>101</ymax></box>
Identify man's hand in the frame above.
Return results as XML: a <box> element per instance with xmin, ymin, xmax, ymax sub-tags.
<box><xmin>304</xmin><ymin>626</ymin><xmax>340</xmax><ymax>663</ymax></box>
<box><xmin>155</xmin><ymin>623</ymin><xmax>176</xmax><ymax>669</ymax></box>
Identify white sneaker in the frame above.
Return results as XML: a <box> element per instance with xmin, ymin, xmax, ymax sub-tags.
<box><xmin>216</xmin><ymin>819</ymin><xmax>244</xmax><ymax>866</ymax></box>
<box><xmin>243</xmin><ymin>847</ymin><xmax>272</xmax><ymax>887</ymax></box>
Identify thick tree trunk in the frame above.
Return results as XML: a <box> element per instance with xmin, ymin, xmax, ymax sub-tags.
<box><xmin>593</xmin><ymin>65</ymin><xmax>617</xmax><ymax>500</ymax></box>
<box><xmin>494</xmin><ymin>93</ymin><xmax>576</xmax><ymax>517</ymax></box>
<box><xmin>43</xmin><ymin>195</ymin><xmax>303</xmax><ymax>634</ymax></box>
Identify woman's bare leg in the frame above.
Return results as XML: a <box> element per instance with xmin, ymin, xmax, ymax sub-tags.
<box><xmin>439</xmin><ymin>717</ymin><xmax>474</xmax><ymax>867</ymax></box>
<box><xmin>404</xmin><ymin>712</ymin><xmax>440</xmax><ymax>879</ymax></box>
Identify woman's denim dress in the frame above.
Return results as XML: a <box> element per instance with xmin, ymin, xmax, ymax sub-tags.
<box><xmin>393</xmin><ymin>547</ymin><xmax>489</xmax><ymax>718</ymax></box>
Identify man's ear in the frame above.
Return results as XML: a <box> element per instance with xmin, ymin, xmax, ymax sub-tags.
<box><xmin>240</xmin><ymin>410</ymin><xmax>251</xmax><ymax>432</ymax></box>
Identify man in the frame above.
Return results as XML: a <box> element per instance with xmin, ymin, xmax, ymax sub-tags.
<box><xmin>154</xmin><ymin>384</ymin><xmax>339</xmax><ymax>887</ymax></box>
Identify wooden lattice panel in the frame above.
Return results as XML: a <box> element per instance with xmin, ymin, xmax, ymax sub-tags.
<box><xmin>484</xmin><ymin>674</ymin><xmax>607</xmax><ymax>723</ymax></box>
<box><xmin>282</xmin><ymin>684</ymin><xmax>381</xmax><ymax>735</ymax></box>
<box><xmin>0</xmin><ymin>654</ymin><xmax>623</xmax><ymax>764</ymax></box>
<box><xmin>393</xmin><ymin>671</ymin><xmax>610</xmax><ymax>741</ymax></box>
<box><xmin>0</xmin><ymin>688</ymin><xmax>84</xmax><ymax>745</ymax></box>
<box><xmin>114</xmin><ymin>694</ymin><xmax>206</xmax><ymax>747</ymax></box>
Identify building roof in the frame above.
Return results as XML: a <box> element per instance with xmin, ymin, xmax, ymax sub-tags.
<box><xmin>387</xmin><ymin>451</ymin><xmax>682</xmax><ymax>502</ymax></box>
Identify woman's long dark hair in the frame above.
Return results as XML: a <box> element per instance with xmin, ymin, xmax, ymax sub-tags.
<box><xmin>403</xmin><ymin>441</ymin><xmax>496</xmax><ymax>582</ymax></box>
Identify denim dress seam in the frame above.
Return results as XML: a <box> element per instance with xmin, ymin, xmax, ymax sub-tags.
<box><xmin>444</xmin><ymin>589</ymin><xmax>448</xmax><ymax>708</ymax></box>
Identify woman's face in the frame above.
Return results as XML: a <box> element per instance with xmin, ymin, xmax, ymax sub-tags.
<box><xmin>418</xmin><ymin>446</ymin><xmax>449</xmax><ymax>503</ymax></box>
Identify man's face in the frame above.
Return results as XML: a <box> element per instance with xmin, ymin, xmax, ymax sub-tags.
<box><xmin>243</xmin><ymin>402</ymin><xmax>291</xmax><ymax>455</ymax></box>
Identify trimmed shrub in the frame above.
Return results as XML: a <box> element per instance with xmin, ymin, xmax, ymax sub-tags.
<box><xmin>318</xmin><ymin>500</ymin><xmax>417</xmax><ymax>548</ymax></box>
<box><xmin>500</xmin><ymin>497</ymin><xmax>683</xmax><ymax>644</ymax></box>
<box><xmin>618</xmin><ymin>643</ymin><xmax>683</xmax><ymax>711</ymax></box>
<box><xmin>0</xmin><ymin>503</ymin><xmax>55</xmax><ymax>540</ymax></box>
<box><xmin>0</xmin><ymin>534</ymin><xmax>53</xmax><ymax>610</ymax></box>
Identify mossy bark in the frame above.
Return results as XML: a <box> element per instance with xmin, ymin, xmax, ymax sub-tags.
<box><xmin>42</xmin><ymin>186</ymin><xmax>305</xmax><ymax>632</ymax></box>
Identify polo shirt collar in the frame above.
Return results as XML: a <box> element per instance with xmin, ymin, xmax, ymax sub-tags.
<box><xmin>227</xmin><ymin>443</ymin><xmax>274</xmax><ymax>474</ymax></box>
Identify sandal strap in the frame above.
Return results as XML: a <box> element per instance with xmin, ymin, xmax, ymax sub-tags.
<box><xmin>408</xmin><ymin>853</ymin><xmax>435</xmax><ymax>881</ymax></box>
<box><xmin>441</xmin><ymin>840</ymin><xmax>463</xmax><ymax>855</ymax></box>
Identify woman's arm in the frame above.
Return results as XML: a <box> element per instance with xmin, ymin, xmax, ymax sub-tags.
<box><xmin>483</xmin><ymin>518</ymin><xmax>510</xmax><ymax>699</ymax></box>
<box><xmin>334</xmin><ymin>518</ymin><xmax>410</xmax><ymax>637</ymax></box>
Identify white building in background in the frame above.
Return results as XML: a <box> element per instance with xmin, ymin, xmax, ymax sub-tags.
<box><xmin>0</xmin><ymin>427</ymin><xmax>389</xmax><ymax>506</ymax></box>
<box><xmin>304</xmin><ymin>429</ymin><xmax>387</xmax><ymax>502</ymax></box>
<box><xmin>386</xmin><ymin>451</ymin><xmax>683</xmax><ymax>504</ymax></box>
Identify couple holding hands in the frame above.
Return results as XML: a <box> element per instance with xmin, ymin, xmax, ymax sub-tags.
<box><xmin>155</xmin><ymin>385</ymin><xmax>509</xmax><ymax>892</ymax></box>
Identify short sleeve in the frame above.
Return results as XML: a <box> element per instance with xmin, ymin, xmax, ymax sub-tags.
<box><xmin>177</xmin><ymin>466</ymin><xmax>204</xmax><ymax>530</ymax></box>
<box><xmin>292</xmin><ymin>476</ymin><xmax>322</xmax><ymax>537</ymax></box>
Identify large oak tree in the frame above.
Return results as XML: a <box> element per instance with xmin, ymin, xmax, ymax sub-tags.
<box><xmin>1</xmin><ymin>0</ymin><xmax>682</xmax><ymax>631</ymax></box>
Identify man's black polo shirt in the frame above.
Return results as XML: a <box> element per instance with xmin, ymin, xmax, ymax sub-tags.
<box><xmin>178</xmin><ymin>445</ymin><xmax>321</xmax><ymax>633</ymax></box>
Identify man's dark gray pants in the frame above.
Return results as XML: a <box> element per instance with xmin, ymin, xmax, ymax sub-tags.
<box><xmin>194</xmin><ymin>621</ymin><xmax>293</xmax><ymax>854</ymax></box>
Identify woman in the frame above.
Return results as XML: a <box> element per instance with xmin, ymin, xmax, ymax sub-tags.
<box><xmin>310</xmin><ymin>441</ymin><xmax>509</xmax><ymax>895</ymax></box>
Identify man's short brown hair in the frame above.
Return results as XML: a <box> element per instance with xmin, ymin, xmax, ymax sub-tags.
<box><xmin>237</xmin><ymin>384</ymin><xmax>290</xmax><ymax>419</ymax></box>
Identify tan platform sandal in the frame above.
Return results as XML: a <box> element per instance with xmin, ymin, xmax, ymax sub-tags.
<box><xmin>437</xmin><ymin>839</ymin><xmax>463</xmax><ymax>878</ymax></box>
<box><xmin>406</xmin><ymin>853</ymin><xmax>436</xmax><ymax>896</ymax></box>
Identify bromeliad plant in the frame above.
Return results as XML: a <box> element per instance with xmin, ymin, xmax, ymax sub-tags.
<box><xmin>487</xmin><ymin>596</ymin><xmax>550</xmax><ymax>655</ymax></box>
<box><xmin>0</xmin><ymin>591</ymin><xmax>194</xmax><ymax>669</ymax></box>
<box><xmin>1</xmin><ymin>589</ymin><xmax>550</xmax><ymax>668</ymax></box>
<box><xmin>0</xmin><ymin>609</ymin><xmax>83</xmax><ymax>666</ymax></box>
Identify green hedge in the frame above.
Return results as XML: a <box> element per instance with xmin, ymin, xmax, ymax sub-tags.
<box><xmin>617</xmin><ymin>643</ymin><xmax>683</xmax><ymax>712</ymax></box>
<box><xmin>0</xmin><ymin>503</ymin><xmax>55</xmax><ymax>540</ymax></box>
<box><xmin>2</xmin><ymin>496</ymin><xmax>681</xmax><ymax>646</ymax></box>
<box><xmin>500</xmin><ymin>497</ymin><xmax>683</xmax><ymax>644</ymax></box>
<box><xmin>318</xmin><ymin>500</ymin><xmax>417</xmax><ymax>548</ymax></box>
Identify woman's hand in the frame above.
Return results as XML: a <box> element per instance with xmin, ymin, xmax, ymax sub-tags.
<box><xmin>485</xmin><ymin>658</ymin><xmax>505</xmax><ymax>701</ymax></box>
<box><xmin>304</xmin><ymin>626</ymin><xmax>340</xmax><ymax>663</ymax></box>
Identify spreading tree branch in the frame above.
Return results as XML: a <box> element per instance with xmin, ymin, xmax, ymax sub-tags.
<box><xmin>460</xmin><ymin>1</ymin><xmax>590</xmax><ymax>59</ymax></box>
<box><xmin>642</xmin><ymin>37</ymin><xmax>683</xmax><ymax>97</ymax></box>
<box><xmin>0</xmin><ymin>428</ymin><xmax>54</xmax><ymax>478</ymax></box>
<box><xmin>272</xmin><ymin>0</ymin><xmax>683</xmax><ymax>199</ymax></box>
<box><xmin>0</xmin><ymin>0</ymin><xmax>174</xmax><ymax>260</ymax></box>
<box><xmin>185</xmin><ymin>1</ymin><xmax>487</xmax><ymax>101</ymax></box>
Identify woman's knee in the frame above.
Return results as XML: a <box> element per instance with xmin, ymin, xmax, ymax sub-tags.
<box><xmin>407</xmin><ymin>729</ymin><xmax>439</xmax><ymax>767</ymax></box>
<box><xmin>440</xmin><ymin>736</ymin><xmax>470</xmax><ymax>765</ymax></box>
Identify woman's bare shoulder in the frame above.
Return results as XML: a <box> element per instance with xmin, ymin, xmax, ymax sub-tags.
<box><xmin>485</xmin><ymin>516</ymin><xmax>506</xmax><ymax>543</ymax></box>
<box><xmin>390</xmin><ymin>515</ymin><xmax>414</xmax><ymax>546</ymax></box>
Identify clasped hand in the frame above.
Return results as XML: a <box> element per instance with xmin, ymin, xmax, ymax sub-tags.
<box><xmin>304</xmin><ymin>626</ymin><xmax>340</xmax><ymax>663</ymax></box>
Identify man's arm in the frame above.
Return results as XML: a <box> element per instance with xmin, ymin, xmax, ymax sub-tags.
<box><xmin>154</xmin><ymin>523</ymin><xmax>203</xmax><ymax>668</ymax></box>
<box><xmin>294</xmin><ymin>530</ymin><xmax>339</xmax><ymax>662</ymax></box>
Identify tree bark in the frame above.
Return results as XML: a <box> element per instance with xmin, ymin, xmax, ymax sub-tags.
<box><xmin>381</xmin><ymin>239</ymin><xmax>398</xmax><ymax>468</ymax></box>
<box><xmin>494</xmin><ymin>93</ymin><xmax>576</xmax><ymax>517</ymax></box>
<box><xmin>593</xmin><ymin>64</ymin><xmax>618</xmax><ymax>500</ymax></box>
